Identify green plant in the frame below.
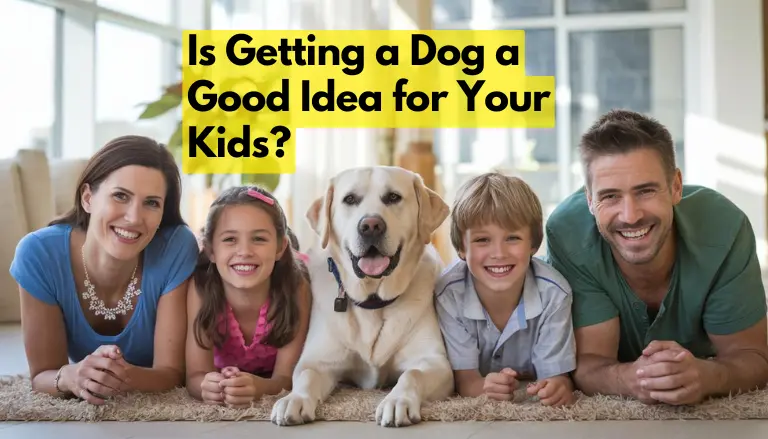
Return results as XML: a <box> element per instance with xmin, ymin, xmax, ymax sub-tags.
<box><xmin>137</xmin><ymin>80</ymin><xmax>280</xmax><ymax>193</ymax></box>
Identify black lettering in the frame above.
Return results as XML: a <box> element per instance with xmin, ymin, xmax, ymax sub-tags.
<box><xmin>257</xmin><ymin>45</ymin><xmax>277</xmax><ymax>65</ymax></box>
<box><xmin>187</xmin><ymin>79</ymin><xmax>216</xmax><ymax>111</ymax></box>
<box><xmin>312</xmin><ymin>78</ymin><xmax>335</xmax><ymax>111</ymax></box>
<box><xmin>302</xmin><ymin>80</ymin><xmax>310</xmax><ymax>111</ymax></box>
<box><xmin>496</xmin><ymin>45</ymin><xmax>519</xmax><ymax>66</ymax></box>
<box><xmin>411</xmin><ymin>34</ymin><xmax>435</xmax><ymax>66</ymax></box>
<box><xmin>303</xmin><ymin>79</ymin><xmax>381</xmax><ymax>112</ymax></box>
<box><xmin>534</xmin><ymin>91</ymin><xmax>551</xmax><ymax>111</ymax></box>
<box><xmin>432</xmin><ymin>91</ymin><xmax>448</xmax><ymax>111</ymax></box>
<box><xmin>341</xmin><ymin>46</ymin><xmax>364</xmax><ymax>75</ymax></box>
<box><xmin>189</xmin><ymin>126</ymin><xmax>216</xmax><ymax>157</ymax></box>
<box><xmin>226</xmin><ymin>33</ymin><xmax>255</xmax><ymax>66</ymax></box>
<box><xmin>200</xmin><ymin>44</ymin><xmax>215</xmax><ymax>66</ymax></box>
<box><xmin>360</xmin><ymin>92</ymin><xmax>382</xmax><ymax>111</ymax></box>
<box><xmin>462</xmin><ymin>45</ymin><xmax>483</xmax><ymax>75</ymax></box>
<box><xmin>376</xmin><ymin>45</ymin><xmax>399</xmax><ymax>66</ymax></box>
<box><xmin>252</xmin><ymin>136</ymin><xmax>269</xmax><ymax>158</ymax></box>
<box><xmin>457</xmin><ymin>79</ymin><xmax>484</xmax><ymax>111</ymax></box>
<box><xmin>228</xmin><ymin>125</ymin><xmax>250</xmax><ymax>157</ymax></box>
<box><xmin>486</xmin><ymin>91</ymin><xmax>507</xmax><ymax>112</ymax></box>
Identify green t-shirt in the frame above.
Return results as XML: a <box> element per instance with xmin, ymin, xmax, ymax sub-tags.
<box><xmin>545</xmin><ymin>185</ymin><xmax>767</xmax><ymax>362</ymax></box>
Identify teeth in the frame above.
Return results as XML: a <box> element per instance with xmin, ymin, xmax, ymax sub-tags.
<box><xmin>232</xmin><ymin>264</ymin><xmax>256</xmax><ymax>272</ymax></box>
<box><xmin>486</xmin><ymin>266</ymin><xmax>512</xmax><ymax>274</ymax></box>
<box><xmin>620</xmin><ymin>227</ymin><xmax>650</xmax><ymax>239</ymax></box>
<box><xmin>113</xmin><ymin>227</ymin><xmax>139</xmax><ymax>240</ymax></box>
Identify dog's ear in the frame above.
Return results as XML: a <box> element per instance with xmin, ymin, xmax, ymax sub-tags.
<box><xmin>306</xmin><ymin>179</ymin><xmax>335</xmax><ymax>249</ymax></box>
<box><xmin>413</xmin><ymin>174</ymin><xmax>449</xmax><ymax>245</ymax></box>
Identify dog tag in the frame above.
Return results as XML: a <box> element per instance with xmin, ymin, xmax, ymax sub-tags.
<box><xmin>334</xmin><ymin>296</ymin><xmax>347</xmax><ymax>312</ymax></box>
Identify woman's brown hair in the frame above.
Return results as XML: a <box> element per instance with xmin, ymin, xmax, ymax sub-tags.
<box><xmin>49</xmin><ymin>135</ymin><xmax>185</xmax><ymax>230</ymax></box>
<box><xmin>192</xmin><ymin>185</ymin><xmax>307</xmax><ymax>350</ymax></box>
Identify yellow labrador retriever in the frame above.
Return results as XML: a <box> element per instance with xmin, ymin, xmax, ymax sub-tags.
<box><xmin>270</xmin><ymin>166</ymin><xmax>454</xmax><ymax>427</ymax></box>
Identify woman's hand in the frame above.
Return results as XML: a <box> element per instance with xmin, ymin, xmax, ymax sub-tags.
<box><xmin>219</xmin><ymin>366</ymin><xmax>265</xmax><ymax>408</ymax></box>
<box><xmin>63</xmin><ymin>345</ymin><xmax>131</xmax><ymax>405</ymax></box>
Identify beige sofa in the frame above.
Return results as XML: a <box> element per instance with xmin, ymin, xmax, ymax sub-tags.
<box><xmin>0</xmin><ymin>149</ymin><xmax>88</xmax><ymax>323</ymax></box>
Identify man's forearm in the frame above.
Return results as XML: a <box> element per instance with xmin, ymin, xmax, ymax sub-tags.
<box><xmin>573</xmin><ymin>354</ymin><xmax>636</xmax><ymax>397</ymax></box>
<box><xmin>705</xmin><ymin>348</ymin><xmax>768</xmax><ymax>397</ymax></box>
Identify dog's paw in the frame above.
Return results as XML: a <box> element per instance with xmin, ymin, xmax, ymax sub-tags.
<box><xmin>270</xmin><ymin>393</ymin><xmax>317</xmax><ymax>426</ymax></box>
<box><xmin>375</xmin><ymin>392</ymin><xmax>422</xmax><ymax>427</ymax></box>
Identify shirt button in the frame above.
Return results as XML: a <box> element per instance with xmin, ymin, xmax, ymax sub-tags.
<box><xmin>493</xmin><ymin>353</ymin><xmax>501</xmax><ymax>359</ymax></box>
<box><xmin>633</xmin><ymin>302</ymin><xmax>642</xmax><ymax>310</ymax></box>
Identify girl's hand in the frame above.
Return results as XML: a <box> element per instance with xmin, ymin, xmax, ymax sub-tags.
<box><xmin>66</xmin><ymin>345</ymin><xmax>130</xmax><ymax>405</ymax></box>
<box><xmin>219</xmin><ymin>367</ymin><xmax>265</xmax><ymax>408</ymax></box>
<box><xmin>526</xmin><ymin>375</ymin><xmax>576</xmax><ymax>407</ymax></box>
<box><xmin>200</xmin><ymin>371</ymin><xmax>226</xmax><ymax>404</ymax></box>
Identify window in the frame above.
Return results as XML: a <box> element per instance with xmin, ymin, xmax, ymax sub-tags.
<box><xmin>97</xmin><ymin>0</ymin><xmax>175</xmax><ymax>25</ymax></box>
<box><xmin>492</xmin><ymin>0</ymin><xmax>554</xmax><ymax>18</ymax></box>
<box><xmin>566</xmin><ymin>0</ymin><xmax>685</xmax><ymax>15</ymax></box>
<box><xmin>568</xmin><ymin>27</ymin><xmax>685</xmax><ymax>185</ymax></box>
<box><xmin>95</xmin><ymin>21</ymin><xmax>177</xmax><ymax>150</ymax></box>
<box><xmin>1</xmin><ymin>0</ymin><xmax>56</xmax><ymax>158</ymax></box>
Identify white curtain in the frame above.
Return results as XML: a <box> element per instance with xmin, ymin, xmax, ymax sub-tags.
<box><xmin>282</xmin><ymin>0</ymin><xmax>389</xmax><ymax>250</ymax></box>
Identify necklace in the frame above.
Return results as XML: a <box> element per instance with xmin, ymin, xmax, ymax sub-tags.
<box><xmin>80</xmin><ymin>245</ymin><xmax>141</xmax><ymax>321</ymax></box>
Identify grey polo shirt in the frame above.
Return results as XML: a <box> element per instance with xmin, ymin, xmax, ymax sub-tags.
<box><xmin>434</xmin><ymin>257</ymin><xmax>576</xmax><ymax>380</ymax></box>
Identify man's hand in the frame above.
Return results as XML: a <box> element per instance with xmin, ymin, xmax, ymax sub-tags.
<box><xmin>483</xmin><ymin>368</ymin><xmax>518</xmax><ymax>401</ymax></box>
<box><xmin>526</xmin><ymin>375</ymin><xmax>576</xmax><ymax>407</ymax></box>
<box><xmin>219</xmin><ymin>366</ymin><xmax>265</xmax><ymax>408</ymax></box>
<box><xmin>637</xmin><ymin>340</ymin><xmax>708</xmax><ymax>405</ymax></box>
<box><xmin>619</xmin><ymin>354</ymin><xmax>658</xmax><ymax>405</ymax></box>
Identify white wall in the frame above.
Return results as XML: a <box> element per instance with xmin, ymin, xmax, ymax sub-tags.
<box><xmin>684</xmin><ymin>0</ymin><xmax>767</xmax><ymax>266</ymax></box>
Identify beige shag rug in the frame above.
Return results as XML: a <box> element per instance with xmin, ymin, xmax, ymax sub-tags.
<box><xmin>2</xmin><ymin>374</ymin><xmax>768</xmax><ymax>422</ymax></box>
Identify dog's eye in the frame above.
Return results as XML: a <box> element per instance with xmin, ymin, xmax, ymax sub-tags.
<box><xmin>382</xmin><ymin>192</ymin><xmax>402</xmax><ymax>205</ymax></box>
<box><xmin>342</xmin><ymin>194</ymin><xmax>359</xmax><ymax>205</ymax></box>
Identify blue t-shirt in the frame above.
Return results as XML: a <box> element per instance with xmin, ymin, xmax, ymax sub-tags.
<box><xmin>9</xmin><ymin>223</ymin><xmax>199</xmax><ymax>367</ymax></box>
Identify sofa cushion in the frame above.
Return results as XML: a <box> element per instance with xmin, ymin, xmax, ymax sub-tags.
<box><xmin>0</xmin><ymin>159</ymin><xmax>28</xmax><ymax>322</ymax></box>
<box><xmin>15</xmin><ymin>149</ymin><xmax>55</xmax><ymax>232</ymax></box>
<box><xmin>49</xmin><ymin>158</ymin><xmax>88</xmax><ymax>217</ymax></box>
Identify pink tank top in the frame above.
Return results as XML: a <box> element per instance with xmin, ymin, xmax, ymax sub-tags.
<box><xmin>213</xmin><ymin>300</ymin><xmax>278</xmax><ymax>376</ymax></box>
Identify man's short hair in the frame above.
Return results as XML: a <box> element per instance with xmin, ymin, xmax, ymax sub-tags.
<box><xmin>579</xmin><ymin>109</ymin><xmax>677</xmax><ymax>189</ymax></box>
<box><xmin>450</xmin><ymin>172</ymin><xmax>543</xmax><ymax>253</ymax></box>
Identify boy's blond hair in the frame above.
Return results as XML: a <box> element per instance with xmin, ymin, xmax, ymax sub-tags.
<box><xmin>450</xmin><ymin>172</ymin><xmax>543</xmax><ymax>254</ymax></box>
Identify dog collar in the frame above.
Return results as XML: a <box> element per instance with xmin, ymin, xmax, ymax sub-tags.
<box><xmin>327</xmin><ymin>257</ymin><xmax>398</xmax><ymax>312</ymax></box>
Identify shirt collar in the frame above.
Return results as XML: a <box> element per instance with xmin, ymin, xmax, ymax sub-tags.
<box><xmin>462</xmin><ymin>262</ymin><xmax>544</xmax><ymax>321</ymax></box>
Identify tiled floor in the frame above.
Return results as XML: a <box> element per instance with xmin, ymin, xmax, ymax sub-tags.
<box><xmin>2</xmin><ymin>324</ymin><xmax>768</xmax><ymax>438</ymax></box>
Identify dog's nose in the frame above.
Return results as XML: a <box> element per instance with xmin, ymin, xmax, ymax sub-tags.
<box><xmin>358</xmin><ymin>215</ymin><xmax>387</xmax><ymax>238</ymax></box>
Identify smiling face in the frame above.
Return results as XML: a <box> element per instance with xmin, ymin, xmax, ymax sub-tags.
<box><xmin>331</xmin><ymin>167</ymin><xmax>424</xmax><ymax>279</ymax></box>
<box><xmin>208</xmin><ymin>204</ymin><xmax>287</xmax><ymax>292</ymax></box>
<box><xmin>587</xmin><ymin>148</ymin><xmax>682</xmax><ymax>266</ymax></box>
<box><xmin>81</xmin><ymin>165</ymin><xmax>166</xmax><ymax>261</ymax></box>
<box><xmin>460</xmin><ymin>222</ymin><xmax>535</xmax><ymax>297</ymax></box>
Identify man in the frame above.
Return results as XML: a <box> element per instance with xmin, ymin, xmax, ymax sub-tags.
<box><xmin>545</xmin><ymin>109</ymin><xmax>768</xmax><ymax>405</ymax></box>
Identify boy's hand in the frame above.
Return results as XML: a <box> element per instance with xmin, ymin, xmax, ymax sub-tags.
<box><xmin>483</xmin><ymin>368</ymin><xmax>519</xmax><ymax>401</ymax></box>
<box><xmin>526</xmin><ymin>375</ymin><xmax>576</xmax><ymax>407</ymax></box>
<box><xmin>219</xmin><ymin>367</ymin><xmax>265</xmax><ymax>408</ymax></box>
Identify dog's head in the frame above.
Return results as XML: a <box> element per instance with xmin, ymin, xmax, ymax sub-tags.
<box><xmin>307</xmin><ymin>166</ymin><xmax>448</xmax><ymax>299</ymax></box>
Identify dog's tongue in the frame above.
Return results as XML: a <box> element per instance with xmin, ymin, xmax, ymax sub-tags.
<box><xmin>358</xmin><ymin>255</ymin><xmax>390</xmax><ymax>276</ymax></box>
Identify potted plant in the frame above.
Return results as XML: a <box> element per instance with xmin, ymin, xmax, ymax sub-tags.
<box><xmin>137</xmin><ymin>80</ymin><xmax>281</xmax><ymax>193</ymax></box>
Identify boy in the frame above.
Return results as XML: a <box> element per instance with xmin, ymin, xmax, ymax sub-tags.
<box><xmin>435</xmin><ymin>172</ymin><xmax>576</xmax><ymax>406</ymax></box>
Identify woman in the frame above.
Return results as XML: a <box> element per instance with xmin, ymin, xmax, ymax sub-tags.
<box><xmin>10</xmin><ymin>135</ymin><xmax>198</xmax><ymax>404</ymax></box>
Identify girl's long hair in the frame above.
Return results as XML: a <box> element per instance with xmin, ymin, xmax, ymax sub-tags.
<box><xmin>192</xmin><ymin>185</ymin><xmax>308</xmax><ymax>350</ymax></box>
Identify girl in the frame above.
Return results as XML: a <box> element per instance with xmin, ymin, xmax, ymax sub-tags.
<box><xmin>185</xmin><ymin>185</ymin><xmax>312</xmax><ymax>408</ymax></box>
